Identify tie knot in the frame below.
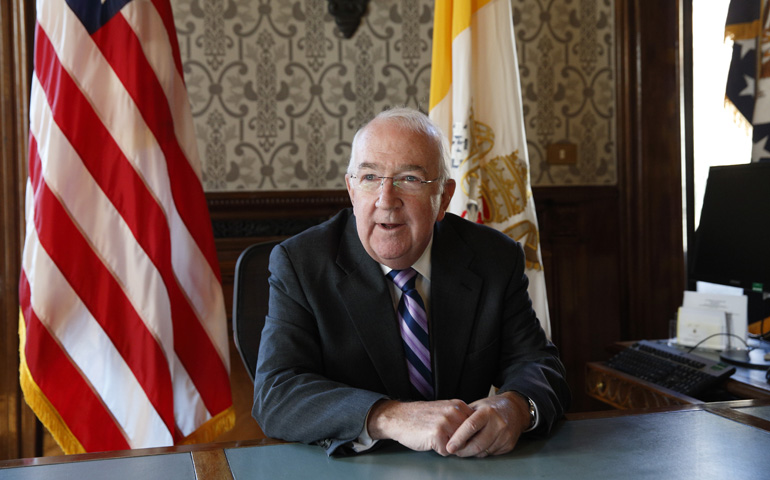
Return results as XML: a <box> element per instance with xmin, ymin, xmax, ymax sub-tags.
<box><xmin>387</xmin><ymin>267</ymin><xmax>418</xmax><ymax>292</ymax></box>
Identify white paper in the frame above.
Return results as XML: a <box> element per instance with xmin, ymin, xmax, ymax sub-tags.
<box><xmin>682</xmin><ymin>290</ymin><xmax>748</xmax><ymax>350</ymax></box>
<box><xmin>696</xmin><ymin>281</ymin><xmax>744</xmax><ymax>296</ymax></box>
<box><xmin>677</xmin><ymin>306</ymin><xmax>727</xmax><ymax>349</ymax></box>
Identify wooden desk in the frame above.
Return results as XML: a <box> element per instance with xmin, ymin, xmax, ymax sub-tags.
<box><xmin>587</xmin><ymin>341</ymin><xmax>770</xmax><ymax>409</ymax></box>
<box><xmin>3</xmin><ymin>401</ymin><xmax>770</xmax><ymax>479</ymax></box>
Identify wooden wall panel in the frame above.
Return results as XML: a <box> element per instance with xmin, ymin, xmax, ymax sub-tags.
<box><xmin>535</xmin><ymin>187</ymin><xmax>622</xmax><ymax>413</ymax></box>
<box><xmin>616</xmin><ymin>0</ymin><xmax>686</xmax><ymax>342</ymax></box>
<box><xmin>0</xmin><ymin>0</ymin><xmax>34</xmax><ymax>461</ymax></box>
<box><xmin>207</xmin><ymin>190</ymin><xmax>352</xmax><ymax>320</ymax></box>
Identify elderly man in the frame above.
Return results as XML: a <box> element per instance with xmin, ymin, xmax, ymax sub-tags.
<box><xmin>253</xmin><ymin>107</ymin><xmax>570</xmax><ymax>457</ymax></box>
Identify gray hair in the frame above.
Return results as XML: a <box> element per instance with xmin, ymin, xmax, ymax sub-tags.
<box><xmin>348</xmin><ymin>107</ymin><xmax>451</xmax><ymax>185</ymax></box>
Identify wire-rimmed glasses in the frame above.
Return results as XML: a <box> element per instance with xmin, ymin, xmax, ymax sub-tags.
<box><xmin>349</xmin><ymin>173</ymin><xmax>440</xmax><ymax>194</ymax></box>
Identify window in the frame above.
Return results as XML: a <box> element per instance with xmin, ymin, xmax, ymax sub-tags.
<box><xmin>685</xmin><ymin>0</ymin><xmax>753</xmax><ymax>285</ymax></box>
<box><xmin>691</xmin><ymin>0</ymin><xmax>752</xmax><ymax>230</ymax></box>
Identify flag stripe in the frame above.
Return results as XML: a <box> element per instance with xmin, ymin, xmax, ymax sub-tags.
<box><xmin>21</xmin><ymin>211</ymin><xmax>173</xmax><ymax>449</ymax></box>
<box><xmin>147</xmin><ymin>0</ymin><xmax>185</xmax><ymax>84</ymax></box>
<box><xmin>90</xmin><ymin>12</ymin><xmax>231</xmax><ymax>387</ymax></box>
<box><xmin>39</xmin><ymin>0</ymin><xmax>228</xmax><ymax>366</ymax></box>
<box><xmin>20</xmin><ymin>271</ymin><xmax>131</xmax><ymax>452</ymax></box>
<box><xmin>429</xmin><ymin>1</ymin><xmax>453</xmax><ymax>111</ymax></box>
<box><xmin>29</xmin><ymin>71</ymin><xmax>179</xmax><ymax>390</ymax></box>
<box><xmin>92</xmin><ymin>8</ymin><xmax>220</xmax><ymax>279</ymax></box>
<box><xmin>429</xmin><ymin>0</ymin><xmax>492</xmax><ymax>111</ymax></box>
<box><xmin>120</xmin><ymin>1</ymin><xmax>200</xmax><ymax>180</ymax></box>
<box><xmin>21</xmin><ymin>0</ymin><xmax>234</xmax><ymax>452</ymax></box>
<box><xmin>28</xmin><ymin>65</ymin><xmax>178</xmax><ymax>372</ymax></box>
<box><xmin>24</xmin><ymin>134</ymin><xmax>172</xmax><ymax>450</ymax></box>
<box><xmin>121</xmin><ymin>0</ymin><xmax>207</xmax><ymax>195</ymax></box>
<box><xmin>27</xmin><ymin>129</ymin><xmax>177</xmax><ymax>435</ymax></box>
<box><xmin>35</xmin><ymin>7</ymin><xmax>230</xmax><ymax>416</ymax></box>
<box><xmin>28</xmin><ymin>73</ymin><xmax>210</xmax><ymax>443</ymax></box>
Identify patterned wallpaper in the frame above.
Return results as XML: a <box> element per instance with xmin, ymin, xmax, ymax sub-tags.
<box><xmin>514</xmin><ymin>0</ymin><xmax>616</xmax><ymax>186</ymax></box>
<box><xmin>171</xmin><ymin>0</ymin><xmax>616</xmax><ymax>191</ymax></box>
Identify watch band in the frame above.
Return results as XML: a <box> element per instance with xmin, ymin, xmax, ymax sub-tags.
<box><xmin>511</xmin><ymin>391</ymin><xmax>537</xmax><ymax>430</ymax></box>
<box><xmin>525</xmin><ymin>396</ymin><xmax>537</xmax><ymax>430</ymax></box>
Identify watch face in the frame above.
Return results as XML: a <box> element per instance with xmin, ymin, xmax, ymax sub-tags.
<box><xmin>527</xmin><ymin>398</ymin><xmax>536</xmax><ymax>428</ymax></box>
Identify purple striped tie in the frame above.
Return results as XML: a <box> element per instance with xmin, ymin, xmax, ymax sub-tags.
<box><xmin>388</xmin><ymin>268</ymin><xmax>434</xmax><ymax>400</ymax></box>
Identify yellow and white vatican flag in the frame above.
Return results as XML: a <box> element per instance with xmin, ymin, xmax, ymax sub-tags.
<box><xmin>429</xmin><ymin>0</ymin><xmax>551</xmax><ymax>337</ymax></box>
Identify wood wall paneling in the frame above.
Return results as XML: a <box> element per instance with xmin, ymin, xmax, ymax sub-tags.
<box><xmin>616</xmin><ymin>0</ymin><xmax>686</xmax><ymax>343</ymax></box>
<box><xmin>208</xmin><ymin>190</ymin><xmax>352</xmax><ymax>319</ymax></box>
<box><xmin>0</xmin><ymin>0</ymin><xmax>34</xmax><ymax>461</ymax></box>
<box><xmin>535</xmin><ymin>186</ymin><xmax>621</xmax><ymax>413</ymax></box>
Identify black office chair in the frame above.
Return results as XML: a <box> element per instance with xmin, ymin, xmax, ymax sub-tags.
<box><xmin>232</xmin><ymin>240</ymin><xmax>281</xmax><ymax>382</ymax></box>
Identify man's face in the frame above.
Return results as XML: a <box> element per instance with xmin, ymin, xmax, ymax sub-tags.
<box><xmin>345</xmin><ymin>120</ymin><xmax>455</xmax><ymax>270</ymax></box>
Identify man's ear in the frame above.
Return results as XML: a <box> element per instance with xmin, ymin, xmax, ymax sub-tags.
<box><xmin>435</xmin><ymin>179</ymin><xmax>456</xmax><ymax>221</ymax></box>
<box><xmin>345</xmin><ymin>174</ymin><xmax>356</xmax><ymax>204</ymax></box>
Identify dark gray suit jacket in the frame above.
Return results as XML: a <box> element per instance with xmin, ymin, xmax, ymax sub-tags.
<box><xmin>252</xmin><ymin>209</ymin><xmax>570</xmax><ymax>455</ymax></box>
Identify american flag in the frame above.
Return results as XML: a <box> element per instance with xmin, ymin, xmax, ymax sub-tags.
<box><xmin>19</xmin><ymin>0</ymin><xmax>233</xmax><ymax>453</ymax></box>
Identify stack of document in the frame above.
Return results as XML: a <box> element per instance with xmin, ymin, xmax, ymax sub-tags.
<box><xmin>677</xmin><ymin>286</ymin><xmax>748</xmax><ymax>351</ymax></box>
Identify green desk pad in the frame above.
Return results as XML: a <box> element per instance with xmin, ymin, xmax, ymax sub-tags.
<box><xmin>226</xmin><ymin>409</ymin><xmax>770</xmax><ymax>479</ymax></box>
<box><xmin>0</xmin><ymin>452</ymin><xmax>195</xmax><ymax>480</ymax></box>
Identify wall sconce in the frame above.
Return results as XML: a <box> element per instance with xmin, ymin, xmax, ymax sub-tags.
<box><xmin>327</xmin><ymin>0</ymin><xmax>370</xmax><ymax>38</ymax></box>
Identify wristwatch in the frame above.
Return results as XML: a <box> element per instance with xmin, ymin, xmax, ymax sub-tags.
<box><xmin>525</xmin><ymin>396</ymin><xmax>537</xmax><ymax>430</ymax></box>
<box><xmin>513</xmin><ymin>391</ymin><xmax>537</xmax><ymax>430</ymax></box>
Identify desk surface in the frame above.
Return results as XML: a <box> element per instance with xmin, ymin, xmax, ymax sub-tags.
<box><xmin>0</xmin><ymin>451</ymin><xmax>195</xmax><ymax>480</ymax></box>
<box><xmin>3</xmin><ymin>402</ymin><xmax>770</xmax><ymax>480</ymax></box>
<box><xmin>226</xmin><ymin>408</ymin><xmax>770</xmax><ymax>480</ymax></box>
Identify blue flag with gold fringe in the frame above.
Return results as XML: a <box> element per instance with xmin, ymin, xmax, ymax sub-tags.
<box><xmin>725</xmin><ymin>0</ymin><xmax>770</xmax><ymax>162</ymax></box>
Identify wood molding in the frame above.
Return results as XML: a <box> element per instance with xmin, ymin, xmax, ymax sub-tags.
<box><xmin>586</xmin><ymin>362</ymin><xmax>698</xmax><ymax>409</ymax></box>
<box><xmin>205</xmin><ymin>190</ymin><xmax>351</xmax><ymax>271</ymax></box>
<box><xmin>533</xmin><ymin>185</ymin><xmax>622</xmax><ymax>413</ymax></box>
<box><xmin>0</xmin><ymin>0</ymin><xmax>34</xmax><ymax>461</ymax></box>
<box><xmin>615</xmin><ymin>0</ymin><xmax>686</xmax><ymax>342</ymax></box>
<box><xmin>207</xmin><ymin>190</ymin><xmax>351</xmax><ymax>320</ymax></box>
<box><xmin>207</xmin><ymin>190</ymin><xmax>351</xmax><ymax>239</ymax></box>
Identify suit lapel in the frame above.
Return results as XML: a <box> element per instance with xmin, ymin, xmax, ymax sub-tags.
<box><xmin>336</xmin><ymin>216</ymin><xmax>413</xmax><ymax>400</ymax></box>
<box><xmin>430</xmin><ymin>217</ymin><xmax>483</xmax><ymax>399</ymax></box>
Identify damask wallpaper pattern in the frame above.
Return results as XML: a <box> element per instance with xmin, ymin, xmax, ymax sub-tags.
<box><xmin>171</xmin><ymin>0</ymin><xmax>615</xmax><ymax>191</ymax></box>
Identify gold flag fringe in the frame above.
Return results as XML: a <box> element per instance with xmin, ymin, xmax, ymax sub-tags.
<box><xmin>178</xmin><ymin>406</ymin><xmax>236</xmax><ymax>446</ymax></box>
<box><xmin>725</xmin><ymin>20</ymin><xmax>761</xmax><ymax>42</ymax></box>
<box><xmin>724</xmin><ymin>97</ymin><xmax>754</xmax><ymax>133</ymax></box>
<box><xmin>19</xmin><ymin>310</ymin><xmax>236</xmax><ymax>454</ymax></box>
<box><xmin>18</xmin><ymin>311</ymin><xmax>86</xmax><ymax>454</ymax></box>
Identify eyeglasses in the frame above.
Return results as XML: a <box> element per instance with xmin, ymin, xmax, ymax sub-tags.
<box><xmin>349</xmin><ymin>173</ymin><xmax>440</xmax><ymax>194</ymax></box>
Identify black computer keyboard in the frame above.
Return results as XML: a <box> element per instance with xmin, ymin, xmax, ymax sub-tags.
<box><xmin>605</xmin><ymin>340</ymin><xmax>736</xmax><ymax>397</ymax></box>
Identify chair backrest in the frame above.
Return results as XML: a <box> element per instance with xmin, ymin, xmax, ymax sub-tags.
<box><xmin>232</xmin><ymin>240</ymin><xmax>281</xmax><ymax>382</ymax></box>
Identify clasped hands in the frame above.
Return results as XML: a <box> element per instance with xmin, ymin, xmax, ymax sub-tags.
<box><xmin>367</xmin><ymin>391</ymin><xmax>529</xmax><ymax>458</ymax></box>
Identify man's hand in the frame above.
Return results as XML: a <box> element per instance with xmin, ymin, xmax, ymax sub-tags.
<box><xmin>367</xmin><ymin>399</ymin><xmax>476</xmax><ymax>456</ymax></box>
<box><xmin>445</xmin><ymin>391</ymin><xmax>530</xmax><ymax>458</ymax></box>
